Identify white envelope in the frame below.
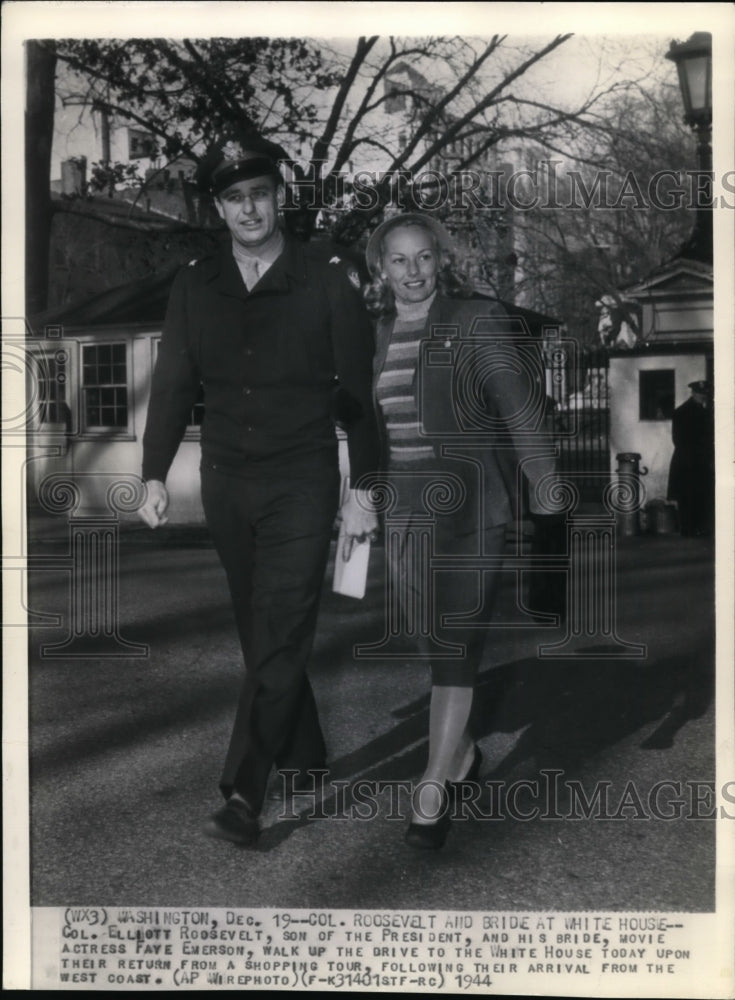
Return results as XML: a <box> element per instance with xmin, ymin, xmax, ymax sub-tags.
<box><xmin>332</xmin><ymin>523</ymin><xmax>371</xmax><ymax>599</ymax></box>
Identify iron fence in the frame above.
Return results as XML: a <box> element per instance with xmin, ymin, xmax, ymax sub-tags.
<box><xmin>546</xmin><ymin>344</ymin><xmax>610</xmax><ymax>501</ymax></box>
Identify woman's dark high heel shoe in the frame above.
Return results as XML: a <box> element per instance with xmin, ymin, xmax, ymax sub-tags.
<box><xmin>405</xmin><ymin>783</ymin><xmax>451</xmax><ymax>850</ymax></box>
<box><xmin>459</xmin><ymin>744</ymin><xmax>483</xmax><ymax>783</ymax></box>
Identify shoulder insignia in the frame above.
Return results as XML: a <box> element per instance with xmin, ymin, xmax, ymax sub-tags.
<box><xmin>328</xmin><ymin>254</ymin><xmax>362</xmax><ymax>290</ymax></box>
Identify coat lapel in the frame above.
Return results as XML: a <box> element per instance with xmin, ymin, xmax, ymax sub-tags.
<box><xmin>427</xmin><ymin>294</ymin><xmax>447</xmax><ymax>339</ymax></box>
<box><xmin>373</xmin><ymin>314</ymin><xmax>394</xmax><ymax>378</ymax></box>
<box><xmin>205</xmin><ymin>245</ymin><xmax>248</xmax><ymax>300</ymax></box>
<box><xmin>253</xmin><ymin>237</ymin><xmax>306</xmax><ymax>294</ymax></box>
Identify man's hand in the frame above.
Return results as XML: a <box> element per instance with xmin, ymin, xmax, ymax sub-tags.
<box><xmin>138</xmin><ymin>479</ymin><xmax>169</xmax><ymax>528</ymax></box>
<box><xmin>340</xmin><ymin>487</ymin><xmax>378</xmax><ymax>540</ymax></box>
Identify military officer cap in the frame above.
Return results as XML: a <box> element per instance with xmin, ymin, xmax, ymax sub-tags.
<box><xmin>688</xmin><ymin>380</ymin><xmax>711</xmax><ymax>393</ymax></box>
<box><xmin>197</xmin><ymin>133</ymin><xmax>289</xmax><ymax>195</ymax></box>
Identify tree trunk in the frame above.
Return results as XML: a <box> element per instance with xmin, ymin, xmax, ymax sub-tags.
<box><xmin>26</xmin><ymin>40</ymin><xmax>57</xmax><ymax>316</ymax></box>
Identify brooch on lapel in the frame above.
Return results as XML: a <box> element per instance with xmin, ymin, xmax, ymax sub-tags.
<box><xmin>329</xmin><ymin>255</ymin><xmax>361</xmax><ymax>290</ymax></box>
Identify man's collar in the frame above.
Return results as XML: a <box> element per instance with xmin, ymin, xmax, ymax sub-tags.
<box><xmin>202</xmin><ymin>232</ymin><xmax>308</xmax><ymax>297</ymax></box>
<box><xmin>231</xmin><ymin>229</ymin><xmax>285</xmax><ymax>268</ymax></box>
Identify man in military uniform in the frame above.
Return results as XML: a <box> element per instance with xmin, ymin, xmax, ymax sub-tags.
<box><xmin>138</xmin><ymin>134</ymin><xmax>379</xmax><ymax>845</ymax></box>
<box><xmin>667</xmin><ymin>379</ymin><xmax>715</xmax><ymax>537</ymax></box>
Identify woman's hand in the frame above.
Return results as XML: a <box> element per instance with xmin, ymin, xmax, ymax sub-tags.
<box><xmin>339</xmin><ymin>487</ymin><xmax>378</xmax><ymax>548</ymax></box>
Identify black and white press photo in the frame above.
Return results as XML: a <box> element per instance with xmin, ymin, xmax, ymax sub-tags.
<box><xmin>3</xmin><ymin>1</ymin><xmax>734</xmax><ymax>994</ymax></box>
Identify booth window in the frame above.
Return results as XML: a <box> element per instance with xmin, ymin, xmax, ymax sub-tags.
<box><xmin>82</xmin><ymin>343</ymin><xmax>128</xmax><ymax>427</ymax></box>
<box><xmin>639</xmin><ymin>369</ymin><xmax>675</xmax><ymax>421</ymax></box>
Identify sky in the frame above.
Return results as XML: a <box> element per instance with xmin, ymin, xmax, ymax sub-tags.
<box><xmin>2</xmin><ymin>3</ymin><xmax>733</xmax><ymax>302</ymax></box>
<box><xmin>47</xmin><ymin>31</ymin><xmax>681</xmax><ymax>181</ymax></box>
<box><xmin>0</xmin><ymin>0</ymin><xmax>721</xmax><ymax>183</ymax></box>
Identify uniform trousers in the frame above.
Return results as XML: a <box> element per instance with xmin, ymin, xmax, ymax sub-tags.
<box><xmin>673</xmin><ymin>466</ymin><xmax>714</xmax><ymax>537</ymax></box>
<box><xmin>200</xmin><ymin>460</ymin><xmax>340</xmax><ymax>811</ymax></box>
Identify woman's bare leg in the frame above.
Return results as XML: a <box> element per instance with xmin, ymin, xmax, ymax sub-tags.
<box><xmin>410</xmin><ymin>685</ymin><xmax>476</xmax><ymax>825</ymax></box>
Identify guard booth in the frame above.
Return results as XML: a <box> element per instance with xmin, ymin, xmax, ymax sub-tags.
<box><xmin>605</xmin><ymin>257</ymin><xmax>713</xmax><ymax>520</ymax></box>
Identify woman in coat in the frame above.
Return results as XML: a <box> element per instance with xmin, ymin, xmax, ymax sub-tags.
<box><xmin>363</xmin><ymin>212</ymin><xmax>556</xmax><ymax>849</ymax></box>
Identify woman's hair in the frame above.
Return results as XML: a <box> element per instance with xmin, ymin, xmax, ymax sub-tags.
<box><xmin>362</xmin><ymin>219</ymin><xmax>473</xmax><ymax>316</ymax></box>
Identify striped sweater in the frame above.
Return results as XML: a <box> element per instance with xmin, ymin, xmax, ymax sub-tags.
<box><xmin>375</xmin><ymin>316</ymin><xmax>435</xmax><ymax>467</ymax></box>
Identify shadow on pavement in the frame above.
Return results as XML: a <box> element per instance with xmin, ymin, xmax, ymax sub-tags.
<box><xmin>257</xmin><ymin>638</ymin><xmax>715</xmax><ymax>851</ymax></box>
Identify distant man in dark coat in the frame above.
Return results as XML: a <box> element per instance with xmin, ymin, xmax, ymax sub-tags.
<box><xmin>138</xmin><ymin>134</ymin><xmax>379</xmax><ymax>845</ymax></box>
<box><xmin>667</xmin><ymin>379</ymin><xmax>715</xmax><ymax>537</ymax></box>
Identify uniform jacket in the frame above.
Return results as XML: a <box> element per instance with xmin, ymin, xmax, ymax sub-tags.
<box><xmin>142</xmin><ymin>236</ymin><xmax>380</xmax><ymax>483</ymax></box>
<box><xmin>667</xmin><ymin>396</ymin><xmax>715</xmax><ymax>501</ymax></box>
<box><xmin>373</xmin><ymin>293</ymin><xmax>557</xmax><ymax>528</ymax></box>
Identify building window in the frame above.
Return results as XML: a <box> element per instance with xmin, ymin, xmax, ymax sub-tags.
<box><xmin>128</xmin><ymin>128</ymin><xmax>155</xmax><ymax>160</ymax></box>
<box><xmin>82</xmin><ymin>343</ymin><xmax>128</xmax><ymax>428</ymax></box>
<box><xmin>36</xmin><ymin>350</ymin><xmax>68</xmax><ymax>424</ymax></box>
<box><xmin>639</xmin><ymin>369</ymin><xmax>675</xmax><ymax>421</ymax></box>
<box><xmin>385</xmin><ymin>87</ymin><xmax>406</xmax><ymax>114</ymax></box>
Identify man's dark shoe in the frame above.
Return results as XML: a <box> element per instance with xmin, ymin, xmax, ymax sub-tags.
<box><xmin>204</xmin><ymin>795</ymin><xmax>260</xmax><ymax>846</ymax></box>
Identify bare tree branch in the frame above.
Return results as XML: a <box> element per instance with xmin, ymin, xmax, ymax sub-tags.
<box><xmin>311</xmin><ymin>36</ymin><xmax>379</xmax><ymax>171</ymax></box>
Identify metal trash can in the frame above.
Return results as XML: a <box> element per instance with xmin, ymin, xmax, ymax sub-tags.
<box><xmin>646</xmin><ymin>499</ymin><xmax>678</xmax><ymax>535</ymax></box>
<box><xmin>615</xmin><ymin>452</ymin><xmax>648</xmax><ymax>536</ymax></box>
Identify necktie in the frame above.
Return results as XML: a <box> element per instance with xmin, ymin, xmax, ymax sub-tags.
<box><xmin>240</xmin><ymin>257</ymin><xmax>261</xmax><ymax>291</ymax></box>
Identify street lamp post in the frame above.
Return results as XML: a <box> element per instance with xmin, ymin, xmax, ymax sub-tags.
<box><xmin>666</xmin><ymin>32</ymin><xmax>713</xmax><ymax>264</ymax></box>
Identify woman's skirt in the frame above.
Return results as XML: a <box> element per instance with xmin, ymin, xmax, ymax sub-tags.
<box><xmin>384</xmin><ymin>460</ymin><xmax>507</xmax><ymax>687</ymax></box>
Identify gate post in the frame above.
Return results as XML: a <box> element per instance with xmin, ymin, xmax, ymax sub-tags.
<box><xmin>615</xmin><ymin>452</ymin><xmax>648</xmax><ymax>537</ymax></box>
